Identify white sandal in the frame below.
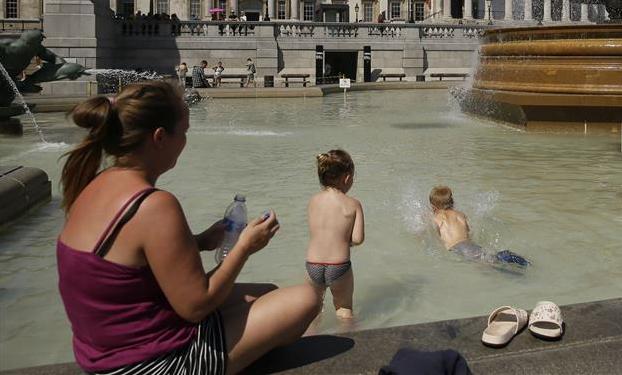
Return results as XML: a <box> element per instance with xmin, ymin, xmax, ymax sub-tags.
<box><xmin>482</xmin><ymin>306</ymin><xmax>528</xmax><ymax>347</ymax></box>
<box><xmin>528</xmin><ymin>301</ymin><xmax>564</xmax><ymax>339</ymax></box>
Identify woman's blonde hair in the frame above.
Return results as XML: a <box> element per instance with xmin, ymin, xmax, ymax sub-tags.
<box><xmin>316</xmin><ymin>149</ymin><xmax>354</xmax><ymax>188</ymax></box>
<box><xmin>429</xmin><ymin>186</ymin><xmax>454</xmax><ymax>209</ymax></box>
<box><xmin>60</xmin><ymin>80</ymin><xmax>185</xmax><ymax>211</ymax></box>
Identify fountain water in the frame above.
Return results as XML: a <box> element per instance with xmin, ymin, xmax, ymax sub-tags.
<box><xmin>0</xmin><ymin>62</ymin><xmax>46</xmax><ymax>141</ymax></box>
<box><xmin>87</xmin><ymin>69</ymin><xmax>163</xmax><ymax>94</ymax></box>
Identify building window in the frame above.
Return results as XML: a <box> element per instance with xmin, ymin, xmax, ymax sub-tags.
<box><xmin>156</xmin><ymin>0</ymin><xmax>169</xmax><ymax>14</ymax></box>
<box><xmin>219</xmin><ymin>0</ymin><xmax>227</xmax><ymax>16</ymax></box>
<box><xmin>390</xmin><ymin>1</ymin><xmax>401</xmax><ymax>19</ymax></box>
<box><xmin>5</xmin><ymin>0</ymin><xmax>19</xmax><ymax>18</ymax></box>
<box><xmin>363</xmin><ymin>1</ymin><xmax>373</xmax><ymax>22</ymax></box>
<box><xmin>414</xmin><ymin>1</ymin><xmax>424</xmax><ymax>20</ymax></box>
<box><xmin>277</xmin><ymin>0</ymin><xmax>286</xmax><ymax>19</ymax></box>
<box><xmin>303</xmin><ymin>1</ymin><xmax>314</xmax><ymax>21</ymax></box>
<box><xmin>189</xmin><ymin>0</ymin><xmax>201</xmax><ymax>19</ymax></box>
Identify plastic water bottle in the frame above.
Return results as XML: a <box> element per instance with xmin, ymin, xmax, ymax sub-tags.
<box><xmin>215</xmin><ymin>194</ymin><xmax>248</xmax><ymax>264</ymax></box>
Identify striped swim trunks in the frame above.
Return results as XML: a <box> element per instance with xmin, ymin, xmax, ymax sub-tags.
<box><xmin>91</xmin><ymin>311</ymin><xmax>226</xmax><ymax>375</ymax></box>
<box><xmin>306</xmin><ymin>260</ymin><xmax>352</xmax><ymax>287</ymax></box>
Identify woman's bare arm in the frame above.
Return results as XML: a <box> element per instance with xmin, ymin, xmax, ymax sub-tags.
<box><xmin>138</xmin><ymin>191</ymin><xmax>278</xmax><ymax>323</ymax></box>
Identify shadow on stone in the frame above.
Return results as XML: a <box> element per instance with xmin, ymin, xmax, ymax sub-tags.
<box><xmin>245</xmin><ymin>335</ymin><xmax>355</xmax><ymax>374</ymax></box>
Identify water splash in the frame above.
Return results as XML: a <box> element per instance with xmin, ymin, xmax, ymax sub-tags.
<box><xmin>0</xmin><ymin>62</ymin><xmax>46</xmax><ymax>142</ymax></box>
<box><xmin>86</xmin><ymin>69</ymin><xmax>163</xmax><ymax>94</ymax></box>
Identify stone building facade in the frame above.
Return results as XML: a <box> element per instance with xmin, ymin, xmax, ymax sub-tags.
<box><xmin>1</xmin><ymin>0</ymin><xmax>607</xmax><ymax>23</ymax></box>
<box><xmin>1</xmin><ymin>0</ymin><xmax>43</xmax><ymax>19</ymax></box>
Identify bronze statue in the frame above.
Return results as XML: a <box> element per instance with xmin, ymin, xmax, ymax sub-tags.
<box><xmin>0</xmin><ymin>30</ymin><xmax>87</xmax><ymax>106</ymax></box>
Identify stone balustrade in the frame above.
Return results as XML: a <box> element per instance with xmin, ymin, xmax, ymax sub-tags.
<box><xmin>159</xmin><ymin>21</ymin><xmax>490</xmax><ymax>41</ymax></box>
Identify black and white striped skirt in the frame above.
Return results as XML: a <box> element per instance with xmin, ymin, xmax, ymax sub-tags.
<box><xmin>92</xmin><ymin>311</ymin><xmax>227</xmax><ymax>375</ymax></box>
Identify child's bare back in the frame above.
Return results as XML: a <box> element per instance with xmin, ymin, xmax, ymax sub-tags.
<box><xmin>305</xmin><ymin>150</ymin><xmax>364</xmax><ymax>319</ymax></box>
<box><xmin>307</xmin><ymin>189</ymin><xmax>363</xmax><ymax>263</ymax></box>
<box><xmin>432</xmin><ymin>208</ymin><xmax>469</xmax><ymax>250</ymax></box>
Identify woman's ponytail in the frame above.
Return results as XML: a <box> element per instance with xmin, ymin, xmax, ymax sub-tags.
<box><xmin>60</xmin><ymin>96</ymin><xmax>115</xmax><ymax>211</ymax></box>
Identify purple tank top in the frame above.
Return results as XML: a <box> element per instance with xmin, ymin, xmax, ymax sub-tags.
<box><xmin>57</xmin><ymin>188</ymin><xmax>197</xmax><ymax>372</ymax></box>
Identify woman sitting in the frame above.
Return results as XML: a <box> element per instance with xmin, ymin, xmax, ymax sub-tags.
<box><xmin>57</xmin><ymin>80</ymin><xmax>319</xmax><ymax>374</ymax></box>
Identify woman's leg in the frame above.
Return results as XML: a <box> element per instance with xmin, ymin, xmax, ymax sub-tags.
<box><xmin>221</xmin><ymin>283</ymin><xmax>320</xmax><ymax>374</ymax></box>
<box><xmin>329</xmin><ymin>269</ymin><xmax>354</xmax><ymax>319</ymax></box>
<box><xmin>220</xmin><ymin>282</ymin><xmax>278</xmax><ymax>308</ymax></box>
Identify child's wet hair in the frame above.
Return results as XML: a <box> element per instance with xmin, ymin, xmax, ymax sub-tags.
<box><xmin>316</xmin><ymin>149</ymin><xmax>354</xmax><ymax>188</ymax></box>
<box><xmin>429</xmin><ymin>186</ymin><xmax>454</xmax><ymax>209</ymax></box>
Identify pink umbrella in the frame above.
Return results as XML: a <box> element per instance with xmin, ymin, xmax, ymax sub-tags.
<box><xmin>209</xmin><ymin>8</ymin><xmax>225</xmax><ymax>13</ymax></box>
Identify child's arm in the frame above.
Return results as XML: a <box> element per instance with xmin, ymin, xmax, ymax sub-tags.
<box><xmin>350</xmin><ymin>200</ymin><xmax>365</xmax><ymax>246</ymax></box>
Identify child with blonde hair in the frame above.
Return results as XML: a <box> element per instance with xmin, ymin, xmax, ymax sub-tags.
<box><xmin>306</xmin><ymin>149</ymin><xmax>365</xmax><ymax>319</ymax></box>
<box><xmin>429</xmin><ymin>186</ymin><xmax>530</xmax><ymax>266</ymax></box>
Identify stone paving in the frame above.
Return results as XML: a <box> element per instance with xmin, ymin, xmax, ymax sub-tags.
<box><xmin>3</xmin><ymin>298</ymin><xmax>621</xmax><ymax>374</ymax></box>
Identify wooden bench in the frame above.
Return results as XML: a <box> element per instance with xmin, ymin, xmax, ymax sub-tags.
<box><xmin>281</xmin><ymin>74</ymin><xmax>310</xmax><ymax>87</ymax></box>
<box><xmin>430</xmin><ymin>73</ymin><xmax>469</xmax><ymax>81</ymax></box>
<box><xmin>379</xmin><ymin>73</ymin><xmax>406</xmax><ymax>81</ymax></box>
<box><xmin>205</xmin><ymin>74</ymin><xmax>248</xmax><ymax>87</ymax></box>
<box><xmin>316</xmin><ymin>76</ymin><xmax>340</xmax><ymax>85</ymax></box>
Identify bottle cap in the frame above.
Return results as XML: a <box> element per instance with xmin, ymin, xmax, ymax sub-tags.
<box><xmin>234</xmin><ymin>194</ymin><xmax>246</xmax><ymax>202</ymax></box>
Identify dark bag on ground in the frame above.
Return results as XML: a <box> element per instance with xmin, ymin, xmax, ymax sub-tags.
<box><xmin>378</xmin><ymin>348</ymin><xmax>472</xmax><ymax>375</ymax></box>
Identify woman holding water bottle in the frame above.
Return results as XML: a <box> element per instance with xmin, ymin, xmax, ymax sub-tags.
<box><xmin>56</xmin><ymin>81</ymin><xmax>319</xmax><ymax>375</ymax></box>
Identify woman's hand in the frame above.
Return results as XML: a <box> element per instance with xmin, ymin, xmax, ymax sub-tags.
<box><xmin>195</xmin><ymin>220</ymin><xmax>226</xmax><ymax>251</ymax></box>
<box><xmin>237</xmin><ymin>210</ymin><xmax>280</xmax><ymax>256</ymax></box>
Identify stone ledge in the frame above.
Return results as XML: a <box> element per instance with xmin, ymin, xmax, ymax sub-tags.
<box><xmin>2</xmin><ymin>298</ymin><xmax>621</xmax><ymax>374</ymax></box>
<box><xmin>0</xmin><ymin>166</ymin><xmax>52</xmax><ymax>228</ymax></box>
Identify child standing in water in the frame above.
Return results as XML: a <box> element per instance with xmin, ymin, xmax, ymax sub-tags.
<box><xmin>306</xmin><ymin>150</ymin><xmax>365</xmax><ymax>319</ymax></box>
<box><xmin>429</xmin><ymin>186</ymin><xmax>530</xmax><ymax>266</ymax></box>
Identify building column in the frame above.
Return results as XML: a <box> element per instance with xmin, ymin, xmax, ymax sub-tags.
<box><xmin>464</xmin><ymin>0</ymin><xmax>473</xmax><ymax>19</ymax></box>
<box><xmin>231</xmin><ymin>0</ymin><xmax>238</xmax><ymax>15</ymax></box>
<box><xmin>485</xmin><ymin>0</ymin><xmax>492</xmax><ymax>20</ymax></box>
<box><xmin>136</xmin><ymin>0</ymin><xmax>150</xmax><ymax>14</ymax></box>
<box><xmin>435</xmin><ymin>0</ymin><xmax>443</xmax><ymax>18</ymax></box>
<box><xmin>171</xmin><ymin>0</ymin><xmax>187</xmax><ymax>19</ymax></box>
<box><xmin>504</xmin><ymin>0</ymin><xmax>513</xmax><ymax>20</ymax></box>
<box><xmin>580</xmin><ymin>2</ymin><xmax>588</xmax><ymax>22</ymax></box>
<box><xmin>443</xmin><ymin>0</ymin><xmax>451</xmax><ymax>18</ymax></box>
<box><xmin>268</xmin><ymin>0</ymin><xmax>275</xmax><ymax>18</ymax></box>
<box><xmin>524</xmin><ymin>0</ymin><xmax>532</xmax><ymax>20</ymax></box>
<box><xmin>543</xmin><ymin>0</ymin><xmax>552</xmax><ymax>21</ymax></box>
<box><xmin>561</xmin><ymin>0</ymin><xmax>570</xmax><ymax>21</ymax></box>
<box><xmin>291</xmin><ymin>0</ymin><xmax>299</xmax><ymax>19</ymax></box>
<box><xmin>203</xmin><ymin>0</ymin><xmax>212</xmax><ymax>19</ymax></box>
<box><xmin>598</xmin><ymin>3</ymin><xmax>608</xmax><ymax>21</ymax></box>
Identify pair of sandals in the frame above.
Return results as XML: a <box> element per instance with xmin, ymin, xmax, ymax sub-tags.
<box><xmin>482</xmin><ymin>301</ymin><xmax>563</xmax><ymax>347</ymax></box>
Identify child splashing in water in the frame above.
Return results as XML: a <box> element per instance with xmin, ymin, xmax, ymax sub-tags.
<box><xmin>306</xmin><ymin>150</ymin><xmax>365</xmax><ymax>319</ymax></box>
<box><xmin>429</xmin><ymin>186</ymin><xmax>530</xmax><ymax>267</ymax></box>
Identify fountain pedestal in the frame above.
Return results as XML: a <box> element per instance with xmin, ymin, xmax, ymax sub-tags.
<box><xmin>460</xmin><ymin>25</ymin><xmax>622</xmax><ymax>134</ymax></box>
